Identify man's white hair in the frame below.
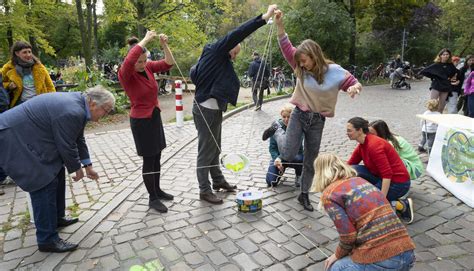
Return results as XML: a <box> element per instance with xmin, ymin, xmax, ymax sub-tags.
<box><xmin>85</xmin><ymin>85</ymin><xmax>116</xmax><ymax>108</ymax></box>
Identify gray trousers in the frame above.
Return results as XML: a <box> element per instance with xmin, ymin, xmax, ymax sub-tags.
<box><xmin>192</xmin><ymin>103</ymin><xmax>226</xmax><ymax>193</ymax></box>
<box><xmin>274</xmin><ymin>107</ymin><xmax>325</xmax><ymax>193</ymax></box>
<box><xmin>419</xmin><ymin>132</ymin><xmax>436</xmax><ymax>150</ymax></box>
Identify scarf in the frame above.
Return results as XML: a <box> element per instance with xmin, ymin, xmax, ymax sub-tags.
<box><xmin>14</xmin><ymin>58</ymin><xmax>35</xmax><ymax>77</ymax></box>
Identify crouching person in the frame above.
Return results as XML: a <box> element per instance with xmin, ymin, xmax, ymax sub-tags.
<box><xmin>264</xmin><ymin>105</ymin><xmax>303</xmax><ymax>187</ymax></box>
<box><xmin>0</xmin><ymin>86</ymin><xmax>115</xmax><ymax>252</ymax></box>
<box><xmin>311</xmin><ymin>153</ymin><xmax>416</xmax><ymax>271</ymax></box>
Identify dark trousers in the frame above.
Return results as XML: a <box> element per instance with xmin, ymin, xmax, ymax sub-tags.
<box><xmin>419</xmin><ymin>131</ymin><xmax>436</xmax><ymax>150</ymax></box>
<box><xmin>467</xmin><ymin>94</ymin><xmax>474</xmax><ymax>118</ymax></box>
<box><xmin>266</xmin><ymin>154</ymin><xmax>303</xmax><ymax>186</ymax></box>
<box><xmin>192</xmin><ymin>103</ymin><xmax>226</xmax><ymax>193</ymax></box>
<box><xmin>352</xmin><ymin>165</ymin><xmax>410</xmax><ymax>201</ymax></box>
<box><xmin>252</xmin><ymin>80</ymin><xmax>267</xmax><ymax>107</ymax></box>
<box><xmin>29</xmin><ymin>167</ymin><xmax>66</xmax><ymax>245</ymax></box>
<box><xmin>0</xmin><ymin>167</ymin><xmax>6</xmax><ymax>182</ymax></box>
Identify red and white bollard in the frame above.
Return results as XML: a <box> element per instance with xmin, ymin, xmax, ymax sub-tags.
<box><xmin>175</xmin><ymin>80</ymin><xmax>184</xmax><ymax>127</ymax></box>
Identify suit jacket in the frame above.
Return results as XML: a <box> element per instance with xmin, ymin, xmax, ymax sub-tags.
<box><xmin>0</xmin><ymin>92</ymin><xmax>90</xmax><ymax>192</ymax></box>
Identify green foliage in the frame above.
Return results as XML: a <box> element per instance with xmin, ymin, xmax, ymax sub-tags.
<box><xmin>283</xmin><ymin>0</ymin><xmax>352</xmax><ymax>64</ymax></box>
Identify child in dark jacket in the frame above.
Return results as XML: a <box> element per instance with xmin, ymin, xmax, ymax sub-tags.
<box><xmin>264</xmin><ymin>105</ymin><xmax>303</xmax><ymax>187</ymax></box>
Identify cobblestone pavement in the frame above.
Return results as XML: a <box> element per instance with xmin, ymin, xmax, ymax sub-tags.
<box><xmin>1</xmin><ymin>80</ymin><xmax>473</xmax><ymax>270</ymax></box>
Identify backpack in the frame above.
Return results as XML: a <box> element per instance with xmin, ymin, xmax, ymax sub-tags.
<box><xmin>0</xmin><ymin>75</ymin><xmax>10</xmax><ymax>113</ymax></box>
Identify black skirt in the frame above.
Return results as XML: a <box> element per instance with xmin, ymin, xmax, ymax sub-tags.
<box><xmin>130</xmin><ymin>107</ymin><xmax>166</xmax><ymax>157</ymax></box>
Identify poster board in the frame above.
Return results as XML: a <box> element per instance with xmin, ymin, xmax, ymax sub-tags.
<box><xmin>417</xmin><ymin>114</ymin><xmax>474</xmax><ymax>208</ymax></box>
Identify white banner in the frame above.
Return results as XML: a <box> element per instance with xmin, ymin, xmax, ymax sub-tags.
<box><xmin>426</xmin><ymin>124</ymin><xmax>474</xmax><ymax>208</ymax></box>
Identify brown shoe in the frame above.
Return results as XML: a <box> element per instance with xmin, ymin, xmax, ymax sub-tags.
<box><xmin>200</xmin><ymin>192</ymin><xmax>223</xmax><ymax>204</ymax></box>
<box><xmin>212</xmin><ymin>182</ymin><xmax>237</xmax><ymax>192</ymax></box>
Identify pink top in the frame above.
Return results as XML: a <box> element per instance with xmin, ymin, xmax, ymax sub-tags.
<box><xmin>465</xmin><ymin>71</ymin><xmax>474</xmax><ymax>95</ymax></box>
<box><xmin>278</xmin><ymin>34</ymin><xmax>358</xmax><ymax>117</ymax></box>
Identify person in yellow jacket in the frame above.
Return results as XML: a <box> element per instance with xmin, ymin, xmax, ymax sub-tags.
<box><xmin>2</xmin><ymin>41</ymin><xmax>55</xmax><ymax>108</ymax></box>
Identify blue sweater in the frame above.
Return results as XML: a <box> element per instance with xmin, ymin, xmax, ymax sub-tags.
<box><xmin>191</xmin><ymin>15</ymin><xmax>267</xmax><ymax>111</ymax></box>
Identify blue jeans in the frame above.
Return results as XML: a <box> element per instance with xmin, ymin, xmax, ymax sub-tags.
<box><xmin>266</xmin><ymin>154</ymin><xmax>303</xmax><ymax>186</ymax></box>
<box><xmin>29</xmin><ymin>167</ymin><xmax>66</xmax><ymax>245</ymax></box>
<box><xmin>352</xmin><ymin>165</ymin><xmax>410</xmax><ymax>201</ymax></box>
<box><xmin>330</xmin><ymin>250</ymin><xmax>415</xmax><ymax>271</ymax></box>
<box><xmin>275</xmin><ymin>107</ymin><xmax>325</xmax><ymax>193</ymax></box>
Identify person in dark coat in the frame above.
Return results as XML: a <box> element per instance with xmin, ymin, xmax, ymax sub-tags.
<box><xmin>0</xmin><ymin>86</ymin><xmax>115</xmax><ymax>252</ymax></box>
<box><xmin>248</xmin><ymin>52</ymin><xmax>270</xmax><ymax>110</ymax></box>
<box><xmin>420</xmin><ymin>48</ymin><xmax>459</xmax><ymax>113</ymax></box>
<box><xmin>190</xmin><ymin>5</ymin><xmax>277</xmax><ymax>204</ymax></box>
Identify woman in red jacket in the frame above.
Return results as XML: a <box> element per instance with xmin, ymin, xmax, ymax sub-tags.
<box><xmin>346</xmin><ymin>117</ymin><xmax>414</xmax><ymax>224</ymax></box>
<box><xmin>118</xmin><ymin>31</ymin><xmax>174</xmax><ymax>213</ymax></box>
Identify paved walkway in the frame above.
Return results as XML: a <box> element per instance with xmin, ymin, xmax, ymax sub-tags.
<box><xmin>0</xmin><ymin>81</ymin><xmax>473</xmax><ymax>270</ymax></box>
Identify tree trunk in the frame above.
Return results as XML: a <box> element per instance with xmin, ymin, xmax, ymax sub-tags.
<box><xmin>92</xmin><ymin>0</ymin><xmax>99</xmax><ymax>64</ymax></box>
<box><xmin>4</xmin><ymin>0</ymin><xmax>13</xmax><ymax>48</ymax></box>
<box><xmin>21</xmin><ymin>0</ymin><xmax>39</xmax><ymax>55</ymax></box>
<box><xmin>135</xmin><ymin>1</ymin><xmax>146</xmax><ymax>37</ymax></box>
<box><xmin>75</xmin><ymin>0</ymin><xmax>92</xmax><ymax>69</ymax></box>
<box><xmin>348</xmin><ymin>0</ymin><xmax>356</xmax><ymax>66</ymax></box>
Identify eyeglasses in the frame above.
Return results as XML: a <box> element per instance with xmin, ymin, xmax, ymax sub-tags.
<box><xmin>101</xmin><ymin>105</ymin><xmax>113</xmax><ymax>114</ymax></box>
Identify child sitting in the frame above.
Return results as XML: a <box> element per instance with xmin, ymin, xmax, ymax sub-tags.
<box><xmin>263</xmin><ymin>105</ymin><xmax>303</xmax><ymax>187</ymax></box>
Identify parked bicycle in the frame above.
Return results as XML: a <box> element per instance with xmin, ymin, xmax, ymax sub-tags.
<box><xmin>270</xmin><ymin>67</ymin><xmax>294</xmax><ymax>93</ymax></box>
<box><xmin>240</xmin><ymin>71</ymin><xmax>252</xmax><ymax>88</ymax></box>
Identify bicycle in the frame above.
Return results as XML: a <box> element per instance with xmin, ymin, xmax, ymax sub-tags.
<box><xmin>270</xmin><ymin>67</ymin><xmax>294</xmax><ymax>94</ymax></box>
<box><xmin>240</xmin><ymin>71</ymin><xmax>251</xmax><ymax>88</ymax></box>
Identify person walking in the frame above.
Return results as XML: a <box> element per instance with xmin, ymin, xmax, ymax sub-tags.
<box><xmin>420</xmin><ymin>48</ymin><xmax>459</xmax><ymax>113</ymax></box>
<box><xmin>248</xmin><ymin>52</ymin><xmax>270</xmax><ymax>110</ymax></box>
<box><xmin>311</xmin><ymin>153</ymin><xmax>415</xmax><ymax>271</ymax></box>
<box><xmin>0</xmin><ymin>87</ymin><xmax>115</xmax><ymax>252</ymax></box>
<box><xmin>118</xmin><ymin>31</ymin><xmax>175</xmax><ymax>213</ymax></box>
<box><xmin>190</xmin><ymin>5</ymin><xmax>277</xmax><ymax>204</ymax></box>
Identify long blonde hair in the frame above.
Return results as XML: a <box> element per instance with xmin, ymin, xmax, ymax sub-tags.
<box><xmin>294</xmin><ymin>39</ymin><xmax>333</xmax><ymax>84</ymax></box>
<box><xmin>311</xmin><ymin>153</ymin><xmax>356</xmax><ymax>193</ymax></box>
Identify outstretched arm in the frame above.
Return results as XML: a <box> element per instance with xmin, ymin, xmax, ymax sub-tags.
<box><xmin>275</xmin><ymin>10</ymin><xmax>297</xmax><ymax>69</ymax></box>
<box><xmin>212</xmin><ymin>5</ymin><xmax>277</xmax><ymax>54</ymax></box>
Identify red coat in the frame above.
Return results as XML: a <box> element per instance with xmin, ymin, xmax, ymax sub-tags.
<box><xmin>348</xmin><ymin>134</ymin><xmax>410</xmax><ymax>183</ymax></box>
<box><xmin>118</xmin><ymin>45</ymin><xmax>172</xmax><ymax>118</ymax></box>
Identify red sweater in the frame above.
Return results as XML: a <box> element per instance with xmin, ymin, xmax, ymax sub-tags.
<box><xmin>348</xmin><ymin>134</ymin><xmax>410</xmax><ymax>183</ymax></box>
<box><xmin>118</xmin><ymin>45</ymin><xmax>173</xmax><ymax>118</ymax></box>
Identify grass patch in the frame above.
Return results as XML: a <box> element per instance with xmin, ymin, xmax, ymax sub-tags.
<box><xmin>1</xmin><ymin>220</ymin><xmax>13</xmax><ymax>233</ymax></box>
<box><xmin>67</xmin><ymin>203</ymin><xmax>80</xmax><ymax>217</ymax></box>
<box><xmin>17</xmin><ymin>211</ymin><xmax>31</xmax><ymax>233</ymax></box>
<box><xmin>168</xmin><ymin>115</ymin><xmax>194</xmax><ymax>123</ymax></box>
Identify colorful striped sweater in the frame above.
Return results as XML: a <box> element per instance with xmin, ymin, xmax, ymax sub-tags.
<box><xmin>322</xmin><ymin>177</ymin><xmax>415</xmax><ymax>264</ymax></box>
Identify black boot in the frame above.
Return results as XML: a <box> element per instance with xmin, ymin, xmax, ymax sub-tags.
<box><xmin>298</xmin><ymin>193</ymin><xmax>314</xmax><ymax>212</ymax></box>
<box><xmin>149</xmin><ymin>199</ymin><xmax>168</xmax><ymax>213</ymax></box>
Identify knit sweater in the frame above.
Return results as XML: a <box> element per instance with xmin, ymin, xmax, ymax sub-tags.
<box><xmin>348</xmin><ymin>134</ymin><xmax>410</xmax><ymax>183</ymax></box>
<box><xmin>278</xmin><ymin>34</ymin><xmax>358</xmax><ymax>117</ymax></box>
<box><xmin>118</xmin><ymin>45</ymin><xmax>173</xmax><ymax>118</ymax></box>
<box><xmin>394</xmin><ymin>135</ymin><xmax>424</xmax><ymax>180</ymax></box>
<box><xmin>322</xmin><ymin>177</ymin><xmax>415</xmax><ymax>263</ymax></box>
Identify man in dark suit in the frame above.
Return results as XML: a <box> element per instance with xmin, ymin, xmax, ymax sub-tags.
<box><xmin>0</xmin><ymin>86</ymin><xmax>115</xmax><ymax>252</ymax></box>
<box><xmin>190</xmin><ymin>5</ymin><xmax>277</xmax><ymax>204</ymax></box>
